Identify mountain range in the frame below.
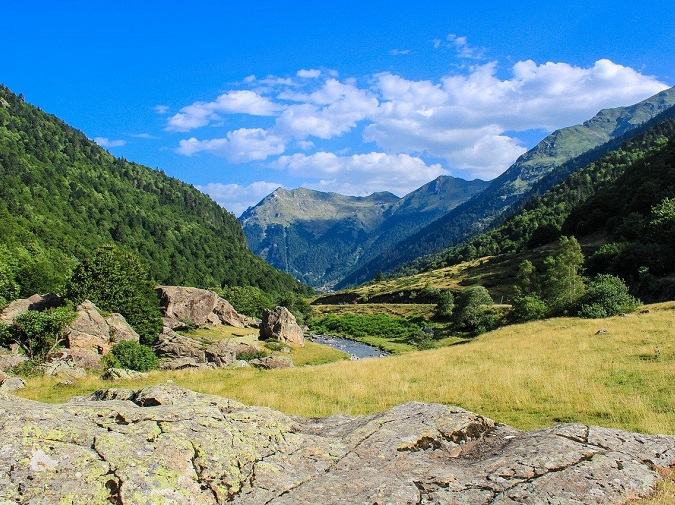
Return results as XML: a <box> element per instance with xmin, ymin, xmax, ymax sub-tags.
<box><xmin>239</xmin><ymin>177</ymin><xmax>488</xmax><ymax>289</ymax></box>
<box><xmin>239</xmin><ymin>86</ymin><xmax>675</xmax><ymax>289</ymax></box>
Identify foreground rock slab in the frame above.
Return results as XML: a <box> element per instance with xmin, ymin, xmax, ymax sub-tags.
<box><xmin>0</xmin><ymin>385</ymin><xmax>673</xmax><ymax>504</ymax></box>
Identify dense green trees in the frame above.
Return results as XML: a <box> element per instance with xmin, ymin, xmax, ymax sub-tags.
<box><xmin>0</xmin><ymin>84</ymin><xmax>313</xmax><ymax>308</ymax></box>
<box><xmin>65</xmin><ymin>246</ymin><xmax>162</xmax><ymax>345</ymax></box>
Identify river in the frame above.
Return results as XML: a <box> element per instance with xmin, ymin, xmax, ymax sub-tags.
<box><xmin>308</xmin><ymin>334</ymin><xmax>388</xmax><ymax>359</ymax></box>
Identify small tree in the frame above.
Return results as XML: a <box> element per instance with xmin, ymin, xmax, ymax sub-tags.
<box><xmin>435</xmin><ymin>290</ymin><xmax>455</xmax><ymax>318</ymax></box>
<box><xmin>65</xmin><ymin>246</ymin><xmax>162</xmax><ymax>345</ymax></box>
<box><xmin>453</xmin><ymin>286</ymin><xmax>493</xmax><ymax>331</ymax></box>
<box><xmin>576</xmin><ymin>274</ymin><xmax>640</xmax><ymax>319</ymax></box>
<box><xmin>541</xmin><ymin>236</ymin><xmax>585</xmax><ymax>314</ymax></box>
<box><xmin>3</xmin><ymin>308</ymin><xmax>74</xmax><ymax>362</ymax></box>
<box><xmin>511</xmin><ymin>294</ymin><xmax>548</xmax><ymax>323</ymax></box>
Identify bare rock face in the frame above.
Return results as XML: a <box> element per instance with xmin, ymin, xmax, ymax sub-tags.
<box><xmin>64</xmin><ymin>301</ymin><xmax>140</xmax><ymax>366</ymax></box>
<box><xmin>0</xmin><ymin>385</ymin><xmax>673</xmax><ymax>504</ymax></box>
<box><xmin>260</xmin><ymin>306</ymin><xmax>305</xmax><ymax>347</ymax></box>
<box><xmin>156</xmin><ymin>286</ymin><xmax>253</xmax><ymax>328</ymax></box>
<box><xmin>0</xmin><ymin>293</ymin><xmax>61</xmax><ymax>324</ymax></box>
<box><xmin>154</xmin><ymin>327</ymin><xmax>241</xmax><ymax>369</ymax></box>
<box><xmin>249</xmin><ymin>356</ymin><xmax>294</xmax><ymax>369</ymax></box>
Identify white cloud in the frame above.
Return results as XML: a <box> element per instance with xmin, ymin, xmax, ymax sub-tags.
<box><xmin>166</xmin><ymin>90</ymin><xmax>279</xmax><ymax>131</ymax></box>
<box><xmin>94</xmin><ymin>137</ymin><xmax>126</xmax><ymax>147</ymax></box>
<box><xmin>132</xmin><ymin>133</ymin><xmax>159</xmax><ymax>139</ymax></box>
<box><xmin>169</xmin><ymin>57</ymin><xmax>668</xmax><ymax>183</ymax></box>
<box><xmin>445</xmin><ymin>34</ymin><xmax>486</xmax><ymax>60</ymax></box>
<box><xmin>176</xmin><ymin>128</ymin><xmax>285</xmax><ymax>162</ymax></box>
<box><xmin>297</xmin><ymin>69</ymin><xmax>321</xmax><ymax>78</ymax></box>
<box><xmin>390</xmin><ymin>49</ymin><xmax>411</xmax><ymax>55</ymax></box>
<box><xmin>154</xmin><ymin>105</ymin><xmax>170</xmax><ymax>114</ymax></box>
<box><xmin>275</xmin><ymin>152</ymin><xmax>448</xmax><ymax>196</ymax></box>
<box><xmin>197</xmin><ymin>181</ymin><xmax>283</xmax><ymax>216</ymax></box>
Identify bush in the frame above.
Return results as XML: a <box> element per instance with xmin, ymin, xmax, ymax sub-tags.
<box><xmin>453</xmin><ymin>286</ymin><xmax>493</xmax><ymax>331</ymax></box>
<box><xmin>511</xmin><ymin>294</ymin><xmax>549</xmax><ymax>323</ymax></box>
<box><xmin>434</xmin><ymin>290</ymin><xmax>455</xmax><ymax>318</ymax></box>
<box><xmin>408</xmin><ymin>329</ymin><xmax>435</xmax><ymax>350</ymax></box>
<box><xmin>236</xmin><ymin>349</ymin><xmax>269</xmax><ymax>361</ymax></box>
<box><xmin>5</xmin><ymin>307</ymin><xmax>74</xmax><ymax>362</ymax></box>
<box><xmin>66</xmin><ymin>246</ymin><xmax>162</xmax><ymax>345</ymax></box>
<box><xmin>576</xmin><ymin>274</ymin><xmax>640</xmax><ymax>319</ymax></box>
<box><xmin>109</xmin><ymin>340</ymin><xmax>158</xmax><ymax>372</ymax></box>
<box><xmin>220</xmin><ymin>285</ymin><xmax>274</xmax><ymax>319</ymax></box>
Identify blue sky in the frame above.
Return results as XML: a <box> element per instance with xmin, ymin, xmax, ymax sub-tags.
<box><xmin>3</xmin><ymin>1</ymin><xmax>674</xmax><ymax>216</ymax></box>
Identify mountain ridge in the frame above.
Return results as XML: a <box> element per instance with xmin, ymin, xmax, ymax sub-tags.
<box><xmin>337</xmin><ymin>86</ymin><xmax>675</xmax><ymax>288</ymax></box>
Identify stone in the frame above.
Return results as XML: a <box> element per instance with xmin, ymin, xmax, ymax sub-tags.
<box><xmin>101</xmin><ymin>368</ymin><xmax>149</xmax><ymax>381</ymax></box>
<box><xmin>0</xmin><ymin>385</ymin><xmax>673</xmax><ymax>504</ymax></box>
<box><xmin>159</xmin><ymin>357</ymin><xmax>209</xmax><ymax>370</ymax></box>
<box><xmin>154</xmin><ymin>327</ymin><xmax>206</xmax><ymax>362</ymax></box>
<box><xmin>156</xmin><ymin>286</ymin><xmax>252</xmax><ymax>328</ymax></box>
<box><xmin>39</xmin><ymin>359</ymin><xmax>87</xmax><ymax>380</ymax></box>
<box><xmin>0</xmin><ymin>352</ymin><xmax>28</xmax><ymax>371</ymax></box>
<box><xmin>0</xmin><ymin>375</ymin><xmax>26</xmax><ymax>391</ymax></box>
<box><xmin>260</xmin><ymin>306</ymin><xmax>305</xmax><ymax>347</ymax></box>
<box><xmin>249</xmin><ymin>356</ymin><xmax>294</xmax><ymax>369</ymax></box>
<box><xmin>226</xmin><ymin>359</ymin><xmax>251</xmax><ymax>369</ymax></box>
<box><xmin>105</xmin><ymin>313</ymin><xmax>140</xmax><ymax>344</ymax></box>
<box><xmin>0</xmin><ymin>293</ymin><xmax>61</xmax><ymax>324</ymax></box>
<box><xmin>204</xmin><ymin>340</ymin><xmax>237</xmax><ymax>368</ymax></box>
<box><xmin>65</xmin><ymin>300</ymin><xmax>111</xmax><ymax>354</ymax></box>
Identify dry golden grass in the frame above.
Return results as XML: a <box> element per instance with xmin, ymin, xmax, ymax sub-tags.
<box><xmin>311</xmin><ymin>302</ymin><xmax>436</xmax><ymax>319</ymax></box>
<box><xmin>18</xmin><ymin>303</ymin><xmax>675</xmax><ymax>436</ymax></box>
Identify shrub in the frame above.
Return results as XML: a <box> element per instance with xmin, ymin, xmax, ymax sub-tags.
<box><xmin>109</xmin><ymin>340</ymin><xmax>158</xmax><ymax>372</ymax></box>
<box><xmin>453</xmin><ymin>286</ymin><xmax>493</xmax><ymax>331</ymax></box>
<box><xmin>434</xmin><ymin>290</ymin><xmax>455</xmax><ymax>318</ymax></box>
<box><xmin>408</xmin><ymin>329</ymin><xmax>435</xmax><ymax>350</ymax></box>
<box><xmin>576</xmin><ymin>274</ymin><xmax>640</xmax><ymax>319</ymax></box>
<box><xmin>65</xmin><ymin>246</ymin><xmax>162</xmax><ymax>345</ymax></box>
<box><xmin>236</xmin><ymin>349</ymin><xmax>269</xmax><ymax>361</ymax></box>
<box><xmin>220</xmin><ymin>285</ymin><xmax>274</xmax><ymax>319</ymax></box>
<box><xmin>5</xmin><ymin>307</ymin><xmax>74</xmax><ymax>362</ymax></box>
<box><xmin>511</xmin><ymin>294</ymin><xmax>549</xmax><ymax>323</ymax></box>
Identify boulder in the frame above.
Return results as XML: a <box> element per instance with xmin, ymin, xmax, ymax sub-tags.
<box><xmin>64</xmin><ymin>300</ymin><xmax>111</xmax><ymax>354</ymax></box>
<box><xmin>105</xmin><ymin>313</ymin><xmax>140</xmax><ymax>344</ymax></box>
<box><xmin>0</xmin><ymin>293</ymin><xmax>61</xmax><ymax>324</ymax></box>
<box><xmin>159</xmin><ymin>357</ymin><xmax>210</xmax><ymax>370</ymax></box>
<box><xmin>0</xmin><ymin>352</ymin><xmax>28</xmax><ymax>371</ymax></box>
<box><xmin>260</xmin><ymin>306</ymin><xmax>305</xmax><ymax>347</ymax></box>
<box><xmin>102</xmin><ymin>368</ymin><xmax>149</xmax><ymax>381</ymax></box>
<box><xmin>204</xmin><ymin>340</ymin><xmax>237</xmax><ymax>368</ymax></box>
<box><xmin>40</xmin><ymin>359</ymin><xmax>87</xmax><ymax>380</ymax></box>
<box><xmin>156</xmin><ymin>286</ymin><xmax>252</xmax><ymax>328</ymax></box>
<box><xmin>0</xmin><ymin>385</ymin><xmax>673</xmax><ymax>504</ymax></box>
<box><xmin>0</xmin><ymin>375</ymin><xmax>26</xmax><ymax>391</ymax></box>
<box><xmin>249</xmin><ymin>356</ymin><xmax>294</xmax><ymax>369</ymax></box>
<box><xmin>154</xmin><ymin>328</ymin><xmax>206</xmax><ymax>362</ymax></box>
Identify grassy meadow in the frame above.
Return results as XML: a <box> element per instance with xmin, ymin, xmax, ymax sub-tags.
<box><xmin>18</xmin><ymin>302</ymin><xmax>675</xmax><ymax>436</ymax></box>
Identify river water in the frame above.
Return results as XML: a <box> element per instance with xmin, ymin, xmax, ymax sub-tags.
<box><xmin>308</xmin><ymin>334</ymin><xmax>388</xmax><ymax>359</ymax></box>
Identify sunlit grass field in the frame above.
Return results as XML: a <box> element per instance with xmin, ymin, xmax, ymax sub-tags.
<box><xmin>18</xmin><ymin>302</ymin><xmax>675</xmax><ymax>438</ymax></box>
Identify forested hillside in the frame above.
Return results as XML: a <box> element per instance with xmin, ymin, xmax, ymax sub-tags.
<box><xmin>0</xmin><ymin>85</ymin><xmax>311</xmax><ymax>304</ymax></box>
<box><xmin>338</xmin><ymin>86</ymin><xmax>675</xmax><ymax>288</ymax></box>
<box><xmin>405</xmin><ymin>106</ymin><xmax>675</xmax><ymax>275</ymax></box>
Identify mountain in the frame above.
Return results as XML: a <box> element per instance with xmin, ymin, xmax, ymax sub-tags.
<box><xmin>239</xmin><ymin>177</ymin><xmax>488</xmax><ymax>289</ymax></box>
<box><xmin>338</xmin><ymin>86</ymin><xmax>675</xmax><ymax>288</ymax></box>
<box><xmin>0</xmin><ymin>85</ymin><xmax>312</xmax><ymax>300</ymax></box>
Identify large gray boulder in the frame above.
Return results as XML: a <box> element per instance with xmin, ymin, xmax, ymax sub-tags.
<box><xmin>0</xmin><ymin>293</ymin><xmax>61</xmax><ymax>325</ymax></box>
<box><xmin>0</xmin><ymin>385</ymin><xmax>673</xmax><ymax>504</ymax></box>
<box><xmin>260</xmin><ymin>306</ymin><xmax>305</xmax><ymax>347</ymax></box>
<box><xmin>156</xmin><ymin>286</ymin><xmax>254</xmax><ymax>328</ymax></box>
<box><xmin>154</xmin><ymin>328</ymin><xmax>240</xmax><ymax>369</ymax></box>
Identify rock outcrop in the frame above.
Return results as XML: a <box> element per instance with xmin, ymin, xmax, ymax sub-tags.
<box><xmin>0</xmin><ymin>293</ymin><xmax>61</xmax><ymax>324</ymax></box>
<box><xmin>157</xmin><ymin>286</ymin><xmax>255</xmax><ymax>328</ymax></box>
<box><xmin>260</xmin><ymin>306</ymin><xmax>305</xmax><ymax>347</ymax></box>
<box><xmin>63</xmin><ymin>300</ymin><xmax>139</xmax><ymax>367</ymax></box>
<box><xmin>153</xmin><ymin>328</ymin><xmax>255</xmax><ymax>369</ymax></box>
<box><xmin>0</xmin><ymin>385</ymin><xmax>673</xmax><ymax>504</ymax></box>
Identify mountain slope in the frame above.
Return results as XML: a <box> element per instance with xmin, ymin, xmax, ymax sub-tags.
<box><xmin>0</xmin><ymin>85</ymin><xmax>311</xmax><ymax>298</ymax></box>
<box><xmin>338</xmin><ymin>86</ymin><xmax>675</xmax><ymax>288</ymax></box>
<box><xmin>240</xmin><ymin>177</ymin><xmax>487</xmax><ymax>288</ymax></box>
